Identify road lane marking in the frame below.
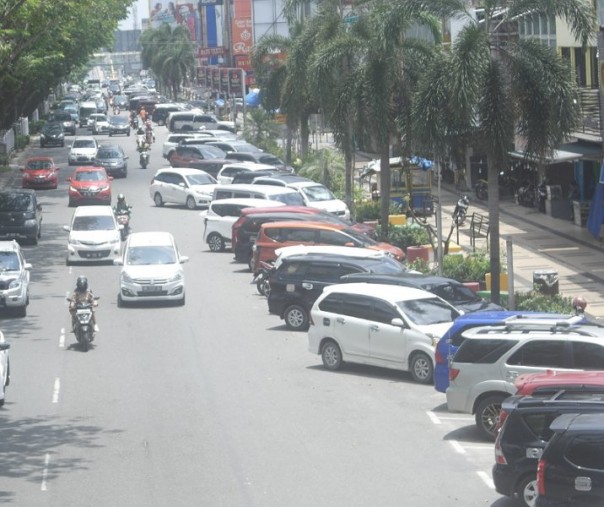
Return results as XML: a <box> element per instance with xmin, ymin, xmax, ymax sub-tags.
<box><xmin>59</xmin><ymin>329</ymin><xmax>65</xmax><ymax>348</ymax></box>
<box><xmin>477</xmin><ymin>470</ymin><xmax>495</xmax><ymax>489</ymax></box>
<box><xmin>52</xmin><ymin>378</ymin><xmax>60</xmax><ymax>403</ymax></box>
<box><xmin>427</xmin><ymin>411</ymin><xmax>441</xmax><ymax>424</ymax></box>
<box><xmin>41</xmin><ymin>453</ymin><xmax>50</xmax><ymax>491</ymax></box>
<box><xmin>448</xmin><ymin>440</ymin><xmax>466</xmax><ymax>454</ymax></box>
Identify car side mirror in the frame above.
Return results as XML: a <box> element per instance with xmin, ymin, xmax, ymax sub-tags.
<box><xmin>62</xmin><ymin>225</ymin><xmax>71</xmax><ymax>232</ymax></box>
<box><xmin>24</xmin><ymin>263</ymin><xmax>32</xmax><ymax>270</ymax></box>
<box><xmin>390</xmin><ymin>318</ymin><xmax>407</xmax><ymax>328</ymax></box>
<box><xmin>179</xmin><ymin>255</ymin><xmax>189</xmax><ymax>264</ymax></box>
<box><xmin>179</xmin><ymin>182</ymin><xmax>186</xmax><ymax>188</ymax></box>
<box><xmin>113</xmin><ymin>258</ymin><xmax>123</xmax><ymax>266</ymax></box>
<box><xmin>0</xmin><ymin>343</ymin><xmax>10</xmax><ymax>351</ymax></box>
<box><xmin>124</xmin><ymin>156</ymin><xmax>129</xmax><ymax>160</ymax></box>
<box><xmin>108</xmin><ymin>176</ymin><xmax>114</xmax><ymax>181</ymax></box>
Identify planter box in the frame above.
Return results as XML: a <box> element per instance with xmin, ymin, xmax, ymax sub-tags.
<box><xmin>406</xmin><ymin>245</ymin><xmax>432</xmax><ymax>263</ymax></box>
<box><xmin>388</xmin><ymin>214</ymin><xmax>407</xmax><ymax>226</ymax></box>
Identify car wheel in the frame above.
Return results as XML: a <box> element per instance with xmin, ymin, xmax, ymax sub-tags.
<box><xmin>284</xmin><ymin>304</ymin><xmax>309</xmax><ymax>331</ymax></box>
<box><xmin>321</xmin><ymin>340</ymin><xmax>342</xmax><ymax>371</ymax></box>
<box><xmin>475</xmin><ymin>395</ymin><xmax>507</xmax><ymax>441</ymax></box>
<box><xmin>117</xmin><ymin>294</ymin><xmax>126</xmax><ymax>308</ymax></box>
<box><xmin>185</xmin><ymin>196</ymin><xmax>196</xmax><ymax>210</ymax></box>
<box><xmin>153</xmin><ymin>192</ymin><xmax>164</xmax><ymax>207</ymax></box>
<box><xmin>61</xmin><ymin>141</ymin><xmax>64</xmax><ymax>147</ymax></box>
<box><xmin>127</xmin><ymin>130</ymin><xmax>130</xmax><ymax>136</ymax></box>
<box><xmin>516</xmin><ymin>475</ymin><xmax>538</xmax><ymax>507</ymax></box>
<box><xmin>40</xmin><ymin>142</ymin><xmax>45</xmax><ymax>148</ymax></box>
<box><xmin>207</xmin><ymin>233</ymin><xmax>225</xmax><ymax>252</ymax></box>
<box><xmin>410</xmin><ymin>352</ymin><xmax>433</xmax><ymax>384</ymax></box>
<box><xmin>256</xmin><ymin>278</ymin><xmax>270</xmax><ymax>297</ymax></box>
<box><xmin>30</xmin><ymin>235</ymin><xmax>38</xmax><ymax>246</ymax></box>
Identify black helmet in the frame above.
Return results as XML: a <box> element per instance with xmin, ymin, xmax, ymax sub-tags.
<box><xmin>117</xmin><ymin>194</ymin><xmax>125</xmax><ymax>202</ymax></box>
<box><xmin>76</xmin><ymin>276</ymin><xmax>88</xmax><ymax>292</ymax></box>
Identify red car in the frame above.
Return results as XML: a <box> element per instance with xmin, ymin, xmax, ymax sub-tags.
<box><xmin>21</xmin><ymin>156</ymin><xmax>60</xmax><ymax>189</ymax></box>
<box><xmin>67</xmin><ymin>166</ymin><xmax>113</xmax><ymax>207</ymax></box>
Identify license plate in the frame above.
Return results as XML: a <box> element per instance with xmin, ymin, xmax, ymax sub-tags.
<box><xmin>142</xmin><ymin>285</ymin><xmax>162</xmax><ymax>292</ymax></box>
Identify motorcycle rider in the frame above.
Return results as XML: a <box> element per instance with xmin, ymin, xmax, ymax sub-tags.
<box><xmin>136</xmin><ymin>126</ymin><xmax>146</xmax><ymax>149</ymax></box>
<box><xmin>114</xmin><ymin>194</ymin><xmax>131</xmax><ymax>215</ymax></box>
<box><xmin>69</xmin><ymin>276</ymin><xmax>98</xmax><ymax>333</ymax></box>
<box><xmin>145</xmin><ymin>118</ymin><xmax>155</xmax><ymax>144</ymax></box>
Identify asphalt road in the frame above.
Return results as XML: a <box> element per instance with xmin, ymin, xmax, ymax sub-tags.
<box><xmin>0</xmin><ymin>119</ymin><xmax>518</xmax><ymax>507</ymax></box>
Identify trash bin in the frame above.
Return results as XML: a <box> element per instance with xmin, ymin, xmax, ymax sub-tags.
<box><xmin>533</xmin><ymin>269</ymin><xmax>559</xmax><ymax>295</ymax></box>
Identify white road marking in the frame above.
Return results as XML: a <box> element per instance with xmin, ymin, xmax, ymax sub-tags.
<box><xmin>41</xmin><ymin>453</ymin><xmax>50</xmax><ymax>491</ymax></box>
<box><xmin>52</xmin><ymin>378</ymin><xmax>60</xmax><ymax>403</ymax></box>
<box><xmin>448</xmin><ymin>440</ymin><xmax>466</xmax><ymax>454</ymax></box>
<box><xmin>427</xmin><ymin>411</ymin><xmax>441</xmax><ymax>424</ymax></box>
<box><xmin>434</xmin><ymin>415</ymin><xmax>474</xmax><ymax>421</ymax></box>
<box><xmin>477</xmin><ymin>470</ymin><xmax>495</xmax><ymax>489</ymax></box>
<box><xmin>59</xmin><ymin>329</ymin><xmax>65</xmax><ymax>348</ymax></box>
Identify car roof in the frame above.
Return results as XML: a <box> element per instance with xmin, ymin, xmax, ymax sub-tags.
<box><xmin>73</xmin><ymin>136</ymin><xmax>96</xmax><ymax>142</ymax></box>
<box><xmin>72</xmin><ymin>205</ymin><xmax>114</xmax><ymax>217</ymax></box>
<box><xmin>156</xmin><ymin>167</ymin><xmax>210</xmax><ymax>176</ymax></box>
<box><xmin>241</xmin><ymin>205</ymin><xmax>318</xmax><ymax>216</ymax></box>
<box><xmin>26</xmin><ymin>156</ymin><xmax>53</xmax><ymax>162</ymax></box>
<box><xmin>219</xmin><ymin>163</ymin><xmax>275</xmax><ymax>171</ymax></box>
<box><xmin>322</xmin><ymin>282</ymin><xmax>439</xmax><ymax>302</ymax></box>
<box><xmin>74</xmin><ymin>166</ymin><xmax>106</xmax><ymax>172</ymax></box>
<box><xmin>550</xmin><ymin>412</ymin><xmax>604</xmax><ymax>433</ymax></box>
<box><xmin>515</xmin><ymin>370</ymin><xmax>604</xmax><ymax>393</ymax></box>
<box><xmin>210</xmin><ymin>198</ymin><xmax>284</xmax><ymax>208</ymax></box>
<box><xmin>127</xmin><ymin>231</ymin><xmax>174</xmax><ymax>247</ymax></box>
<box><xmin>260</xmin><ymin>220</ymin><xmax>346</xmax><ymax>231</ymax></box>
<box><xmin>276</xmin><ymin>245</ymin><xmax>386</xmax><ymax>259</ymax></box>
<box><xmin>215</xmin><ymin>184</ymin><xmax>299</xmax><ymax>195</ymax></box>
<box><xmin>461</xmin><ymin>322</ymin><xmax>602</xmax><ymax>340</ymax></box>
<box><xmin>343</xmin><ymin>273</ymin><xmax>460</xmax><ymax>286</ymax></box>
<box><xmin>0</xmin><ymin>240</ymin><xmax>21</xmax><ymax>253</ymax></box>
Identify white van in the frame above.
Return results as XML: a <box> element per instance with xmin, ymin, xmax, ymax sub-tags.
<box><xmin>212</xmin><ymin>184</ymin><xmax>306</xmax><ymax>206</ymax></box>
<box><xmin>216</xmin><ymin>163</ymin><xmax>275</xmax><ymax>185</ymax></box>
<box><xmin>78</xmin><ymin>101</ymin><xmax>99</xmax><ymax>127</ymax></box>
<box><xmin>167</xmin><ymin>111</ymin><xmax>235</xmax><ymax>133</ymax></box>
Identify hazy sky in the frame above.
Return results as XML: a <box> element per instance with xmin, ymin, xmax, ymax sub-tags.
<box><xmin>119</xmin><ymin>0</ymin><xmax>150</xmax><ymax>30</ymax></box>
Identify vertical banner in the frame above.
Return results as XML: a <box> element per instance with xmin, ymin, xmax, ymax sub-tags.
<box><xmin>228</xmin><ymin>69</ymin><xmax>242</xmax><ymax>95</ymax></box>
<box><xmin>220</xmin><ymin>68</ymin><xmax>230</xmax><ymax>94</ymax></box>
<box><xmin>231</xmin><ymin>0</ymin><xmax>253</xmax><ymax>56</ymax></box>
<box><xmin>212</xmin><ymin>67</ymin><xmax>221</xmax><ymax>91</ymax></box>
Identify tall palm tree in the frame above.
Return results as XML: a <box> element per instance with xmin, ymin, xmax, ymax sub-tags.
<box><xmin>412</xmin><ymin>0</ymin><xmax>596</xmax><ymax>304</ymax></box>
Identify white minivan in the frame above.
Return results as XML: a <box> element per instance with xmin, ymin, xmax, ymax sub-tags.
<box><xmin>212</xmin><ymin>184</ymin><xmax>305</xmax><ymax>206</ymax></box>
<box><xmin>216</xmin><ymin>163</ymin><xmax>275</xmax><ymax>185</ymax></box>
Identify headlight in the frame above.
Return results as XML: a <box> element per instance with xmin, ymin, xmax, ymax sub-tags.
<box><xmin>8</xmin><ymin>280</ymin><xmax>21</xmax><ymax>290</ymax></box>
<box><xmin>168</xmin><ymin>272</ymin><xmax>182</xmax><ymax>282</ymax></box>
<box><xmin>69</xmin><ymin>186</ymin><xmax>78</xmax><ymax>192</ymax></box>
<box><xmin>99</xmin><ymin>185</ymin><xmax>110</xmax><ymax>191</ymax></box>
<box><xmin>121</xmin><ymin>271</ymin><xmax>133</xmax><ymax>283</ymax></box>
<box><xmin>109</xmin><ymin>238</ymin><xmax>120</xmax><ymax>245</ymax></box>
<box><xmin>425</xmin><ymin>333</ymin><xmax>439</xmax><ymax>347</ymax></box>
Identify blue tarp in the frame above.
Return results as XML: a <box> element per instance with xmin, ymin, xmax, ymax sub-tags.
<box><xmin>245</xmin><ymin>89</ymin><xmax>261</xmax><ymax>107</ymax></box>
<box><xmin>587</xmin><ymin>163</ymin><xmax>604</xmax><ymax>239</ymax></box>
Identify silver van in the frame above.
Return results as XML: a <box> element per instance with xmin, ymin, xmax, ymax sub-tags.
<box><xmin>212</xmin><ymin>184</ymin><xmax>305</xmax><ymax>206</ymax></box>
<box><xmin>78</xmin><ymin>101</ymin><xmax>98</xmax><ymax>127</ymax></box>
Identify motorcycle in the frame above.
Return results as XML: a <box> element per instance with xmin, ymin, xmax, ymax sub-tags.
<box><xmin>68</xmin><ymin>297</ymin><xmax>99</xmax><ymax>352</ymax></box>
<box><xmin>139</xmin><ymin>150</ymin><xmax>150</xmax><ymax>169</ymax></box>
<box><xmin>475</xmin><ymin>179</ymin><xmax>488</xmax><ymax>201</ymax></box>
<box><xmin>115</xmin><ymin>208</ymin><xmax>131</xmax><ymax>240</ymax></box>
<box><xmin>254</xmin><ymin>260</ymin><xmax>274</xmax><ymax>297</ymax></box>
<box><xmin>145</xmin><ymin>129</ymin><xmax>154</xmax><ymax>145</ymax></box>
<box><xmin>452</xmin><ymin>195</ymin><xmax>470</xmax><ymax>226</ymax></box>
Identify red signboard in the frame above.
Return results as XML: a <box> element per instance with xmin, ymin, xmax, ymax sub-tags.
<box><xmin>212</xmin><ymin>68</ymin><xmax>221</xmax><ymax>91</ymax></box>
<box><xmin>229</xmin><ymin>69</ymin><xmax>243</xmax><ymax>95</ymax></box>
<box><xmin>220</xmin><ymin>68</ymin><xmax>230</xmax><ymax>91</ymax></box>
<box><xmin>231</xmin><ymin>0</ymin><xmax>253</xmax><ymax>56</ymax></box>
<box><xmin>198</xmin><ymin>46</ymin><xmax>226</xmax><ymax>57</ymax></box>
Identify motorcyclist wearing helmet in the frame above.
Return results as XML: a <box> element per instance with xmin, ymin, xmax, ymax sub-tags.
<box><xmin>69</xmin><ymin>276</ymin><xmax>98</xmax><ymax>332</ymax></box>
<box><xmin>114</xmin><ymin>194</ymin><xmax>131</xmax><ymax>215</ymax></box>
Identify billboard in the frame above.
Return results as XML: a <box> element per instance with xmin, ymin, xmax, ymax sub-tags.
<box><xmin>149</xmin><ymin>1</ymin><xmax>202</xmax><ymax>42</ymax></box>
<box><xmin>231</xmin><ymin>0</ymin><xmax>252</xmax><ymax>56</ymax></box>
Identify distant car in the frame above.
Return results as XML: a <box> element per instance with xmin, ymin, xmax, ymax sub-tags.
<box><xmin>93</xmin><ymin>145</ymin><xmax>128</xmax><ymax>178</ymax></box>
<box><xmin>68</xmin><ymin>136</ymin><xmax>98</xmax><ymax>166</ymax></box>
<box><xmin>67</xmin><ymin>166</ymin><xmax>112</xmax><ymax>206</ymax></box>
<box><xmin>51</xmin><ymin>111</ymin><xmax>77</xmax><ymax>135</ymax></box>
<box><xmin>63</xmin><ymin>205</ymin><xmax>121</xmax><ymax>265</ymax></box>
<box><xmin>112</xmin><ymin>95</ymin><xmax>129</xmax><ymax>109</ymax></box>
<box><xmin>0</xmin><ymin>240</ymin><xmax>32</xmax><ymax>317</ymax></box>
<box><xmin>89</xmin><ymin>113</ymin><xmax>110</xmax><ymax>135</ymax></box>
<box><xmin>108</xmin><ymin>116</ymin><xmax>131</xmax><ymax>136</ymax></box>
<box><xmin>21</xmin><ymin>157</ymin><xmax>60</xmax><ymax>189</ymax></box>
<box><xmin>206</xmin><ymin>141</ymin><xmax>261</xmax><ymax>153</ymax></box>
<box><xmin>168</xmin><ymin>144</ymin><xmax>227</xmax><ymax>166</ymax></box>
<box><xmin>114</xmin><ymin>231</ymin><xmax>188</xmax><ymax>306</ymax></box>
<box><xmin>162</xmin><ymin>133</ymin><xmax>214</xmax><ymax>159</ymax></box>
<box><xmin>225</xmin><ymin>151</ymin><xmax>291</xmax><ymax>172</ymax></box>
<box><xmin>40</xmin><ymin>122</ymin><xmax>65</xmax><ymax>147</ymax></box>
<box><xmin>0</xmin><ymin>331</ymin><xmax>10</xmax><ymax>406</ymax></box>
<box><xmin>216</xmin><ymin>162</ymin><xmax>277</xmax><ymax>185</ymax></box>
<box><xmin>0</xmin><ymin>190</ymin><xmax>43</xmax><ymax>244</ymax></box>
<box><xmin>149</xmin><ymin>168</ymin><xmax>218</xmax><ymax>209</ymax></box>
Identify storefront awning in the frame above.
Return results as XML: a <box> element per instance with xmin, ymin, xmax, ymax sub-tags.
<box><xmin>509</xmin><ymin>142</ymin><xmax>602</xmax><ymax>165</ymax></box>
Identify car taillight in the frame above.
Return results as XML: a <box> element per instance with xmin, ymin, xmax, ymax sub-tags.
<box><xmin>496</xmin><ymin>409</ymin><xmax>509</xmax><ymax>431</ymax></box>
<box><xmin>449</xmin><ymin>368</ymin><xmax>460</xmax><ymax>381</ymax></box>
<box><xmin>494</xmin><ymin>433</ymin><xmax>507</xmax><ymax>464</ymax></box>
<box><xmin>537</xmin><ymin>459</ymin><xmax>546</xmax><ymax>496</ymax></box>
<box><xmin>435</xmin><ymin>348</ymin><xmax>445</xmax><ymax>365</ymax></box>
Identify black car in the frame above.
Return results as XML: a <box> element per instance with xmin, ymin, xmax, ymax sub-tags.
<box><xmin>339</xmin><ymin>273</ymin><xmax>504</xmax><ymax>314</ymax></box>
<box><xmin>108</xmin><ymin>116</ymin><xmax>131</xmax><ymax>136</ymax></box>
<box><xmin>112</xmin><ymin>95</ymin><xmax>129</xmax><ymax>109</ymax></box>
<box><xmin>93</xmin><ymin>145</ymin><xmax>128</xmax><ymax>178</ymax></box>
<box><xmin>536</xmin><ymin>412</ymin><xmax>604</xmax><ymax>506</ymax></box>
<box><xmin>267</xmin><ymin>252</ymin><xmax>407</xmax><ymax>331</ymax></box>
<box><xmin>493</xmin><ymin>390</ymin><xmax>604</xmax><ymax>507</ymax></box>
<box><xmin>0</xmin><ymin>190</ymin><xmax>43</xmax><ymax>244</ymax></box>
<box><xmin>40</xmin><ymin>122</ymin><xmax>65</xmax><ymax>147</ymax></box>
<box><xmin>51</xmin><ymin>111</ymin><xmax>77</xmax><ymax>135</ymax></box>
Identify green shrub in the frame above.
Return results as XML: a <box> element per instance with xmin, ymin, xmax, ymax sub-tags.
<box><xmin>16</xmin><ymin>135</ymin><xmax>29</xmax><ymax>149</ymax></box>
<box><xmin>514</xmin><ymin>291</ymin><xmax>574</xmax><ymax>313</ymax></box>
<box><xmin>30</xmin><ymin>120</ymin><xmax>46</xmax><ymax>134</ymax></box>
<box><xmin>441</xmin><ymin>252</ymin><xmax>490</xmax><ymax>282</ymax></box>
<box><xmin>354</xmin><ymin>200</ymin><xmax>380</xmax><ymax>221</ymax></box>
<box><xmin>0</xmin><ymin>153</ymin><xmax>9</xmax><ymax>166</ymax></box>
<box><xmin>407</xmin><ymin>257</ymin><xmax>431</xmax><ymax>273</ymax></box>
<box><xmin>386</xmin><ymin>224</ymin><xmax>430</xmax><ymax>251</ymax></box>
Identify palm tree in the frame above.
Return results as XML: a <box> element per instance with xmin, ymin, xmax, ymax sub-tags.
<box><xmin>412</xmin><ymin>0</ymin><xmax>596</xmax><ymax>304</ymax></box>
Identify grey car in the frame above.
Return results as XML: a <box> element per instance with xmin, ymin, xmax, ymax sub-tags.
<box><xmin>93</xmin><ymin>145</ymin><xmax>128</xmax><ymax>178</ymax></box>
<box><xmin>108</xmin><ymin>116</ymin><xmax>131</xmax><ymax>136</ymax></box>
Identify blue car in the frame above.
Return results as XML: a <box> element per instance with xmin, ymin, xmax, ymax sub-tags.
<box><xmin>434</xmin><ymin>311</ymin><xmax>566</xmax><ymax>393</ymax></box>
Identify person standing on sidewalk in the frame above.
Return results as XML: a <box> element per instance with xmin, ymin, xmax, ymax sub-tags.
<box><xmin>568</xmin><ymin>179</ymin><xmax>580</xmax><ymax>221</ymax></box>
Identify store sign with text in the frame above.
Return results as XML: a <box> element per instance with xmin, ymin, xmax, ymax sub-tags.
<box><xmin>231</xmin><ymin>0</ymin><xmax>252</xmax><ymax>55</ymax></box>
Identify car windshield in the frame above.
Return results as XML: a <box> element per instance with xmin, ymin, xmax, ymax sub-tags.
<box><xmin>74</xmin><ymin>171</ymin><xmax>105</xmax><ymax>182</ymax></box>
<box><xmin>427</xmin><ymin>283</ymin><xmax>480</xmax><ymax>304</ymax></box>
<box><xmin>300</xmin><ymin>185</ymin><xmax>336</xmax><ymax>202</ymax></box>
<box><xmin>97</xmin><ymin>149</ymin><xmax>122</xmax><ymax>159</ymax></box>
<box><xmin>235</xmin><ymin>144</ymin><xmax>261</xmax><ymax>153</ymax></box>
<box><xmin>186</xmin><ymin>173</ymin><xmax>216</xmax><ymax>185</ymax></box>
<box><xmin>72</xmin><ymin>216</ymin><xmax>115</xmax><ymax>231</ymax></box>
<box><xmin>397</xmin><ymin>298</ymin><xmax>459</xmax><ymax>325</ymax></box>
<box><xmin>126</xmin><ymin>245</ymin><xmax>177</xmax><ymax>265</ymax></box>
<box><xmin>44</xmin><ymin>124</ymin><xmax>63</xmax><ymax>134</ymax></box>
<box><xmin>93</xmin><ymin>115</ymin><xmax>107</xmax><ymax>122</ymax></box>
<box><xmin>0</xmin><ymin>252</ymin><xmax>20</xmax><ymax>271</ymax></box>
<box><xmin>26</xmin><ymin>160</ymin><xmax>53</xmax><ymax>170</ymax></box>
<box><xmin>110</xmin><ymin>117</ymin><xmax>127</xmax><ymax>125</ymax></box>
<box><xmin>64</xmin><ymin>107</ymin><xmax>77</xmax><ymax>114</ymax></box>
<box><xmin>259</xmin><ymin>155</ymin><xmax>283</xmax><ymax>166</ymax></box>
<box><xmin>199</xmin><ymin>145</ymin><xmax>227</xmax><ymax>159</ymax></box>
<box><xmin>73</xmin><ymin>140</ymin><xmax>96</xmax><ymax>149</ymax></box>
<box><xmin>271</xmin><ymin>193</ymin><xmax>305</xmax><ymax>206</ymax></box>
<box><xmin>368</xmin><ymin>258</ymin><xmax>405</xmax><ymax>274</ymax></box>
<box><xmin>54</xmin><ymin>113</ymin><xmax>71</xmax><ymax>121</ymax></box>
<box><xmin>0</xmin><ymin>193</ymin><xmax>32</xmax><ymax>211</ymax></box>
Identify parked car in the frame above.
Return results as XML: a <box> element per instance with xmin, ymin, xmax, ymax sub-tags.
<box><xmin>268</xmin><ymin>249</ymin><xmax>410</xmax><ymax>331</ymax></box>
<box><xmin>149</xmin><ymin>168</ymin><xmax>218</xmax><ymax>209</ymax></box>
<box><xmin>114</xmin><ymin>231</ymin><xmax>188</xmax><ymax>306</ymax></box>
<box><xmin>216</xmin><ymin>163</ymin><xmax>276</xmax><ymax>185</ymax></box>
<box><xmin>67</xmin><ymin>166</ymin><xmax>112</xmax><ymax>206</ymax></box>
<box><xmin>63</xmin><ymin>205</ymin><xmax>121</xmax><ymax>265</ymax></box>
<box><xmin>0</xmin><ymin>240</ymin><xmax>32</xmax><ymax>317</ymax></box>
<box><xmin>167</xmin><ymin>144</ymin><xmax>229</xmax><ymax>178</ymax></box>
<box><xmin>40</xmin><ymin>122</ymin><xmax>65</xmax><ymax>147</ymax></box>
<box><xmin>308</xmin><ymin>283</ymin><xmax>460</xmax><ymax>383</ymax></box>
<box><xmin>232</xmin><ymin>169</ymin><xmax>282</xmax><ymax>184</ymax></box>
<box><xmin>152</xmin><ymin>103</ymin><xmax>186</xmax><ymax>125</ymax></box>
<box><xmin>225</xmin><ymin>151</ymin><xmax>291</xmax><ymax>172</ymax></box>
<box><xmin>446</xmin><ymin>320</ymin><xmax>604</xmax><ymax>440</ymax></box>
<box><xmin>0</xmin><ymin>331</ymin><xmax>10</xmax><ymax>406</ymax></box>
<box><xmin>162</xmin><ymin>133</ymin><xmax>214</xmax><ymax>159</ymax></box>
<box><xmin>493</xmin><ymin>386</ymin><xmax>604</xmax><ymax>507</ymax></box>
<box><xmin>93</xmin><ymin>145</ymin><xmax>128</xmax><ymax>178</ymax></box>
<box><xmin>201</xmin><ymin>198</ymin><xmax>284</xmax><ymax>252</ymax></box>
<box><xmin>167</xmin><ymin>111</ymin><xmax>235</xmax><ymax>133</ymax></box>
<box><xmin>213</xmin><ymin>184</ymin><xmax>305</xmax><ymax>208</ymax></box>
<box><xmin>0</xmin><ymin>190</ymin><xmax>43</xmax><ymax>244</ymax></box>
<box><xmin>251</xmin><ymin>220</ymin><xmax>404</xmax><ymax>273</ymax></box>
<box><xmin>515</xmin><ymin>369</ymin><xmax>604</xmax><ymax>396</ymax></box>
<box><xmin>51</xmin><ymin>111</ymin><xmax>77</xmax><ymax>135</ymax></box>
<box><xmin>108</xmin><ymin>116</ymin><xmax>131</xmax><ymax>136</ymax></box>
<box><xmin>206</xmin><ymin>141</ymin><xmax>261</xmax><ymax>153</ymax></box>
<box><xmin>21</xmin><ymin>157</ymin><xmax>59</xmax><ymax>189</ymax></box>
<box><xmin>68</xmin><ymin>136</ymin><xmax>98</xmax><ymax>165</ymax></box>
<box><xmin>89</xmin><ymin>113</ymin><xmax>110</xmax><ymax>135</ymax></box>
<box><xmin>536</xmin><ymin>413</ymin><xmax>604</xmax><ymax>506</ymax></box>
<box><xmin>340</xmin><ymin>273</ymin><xmax>504</xmax><ymax>314</ymax></box>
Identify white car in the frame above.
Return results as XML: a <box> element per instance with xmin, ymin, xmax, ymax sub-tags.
<box><xmin>89</xmin><ymin>113</ymin><xmax>110</xmax><ymax>135</ymax></box>
<box><xmin>0</xmin><ymin>240</ymin><xmax>32</xmax><ymax>317</ymax></box>
<box><xmin>63</xmin><ymin>206</ymin><xmax>121</xmax><ymax>264</ymax></box>
<box><xmin>149</xmin><ymin>168</ymin><xmax>218</xmax><ymax>209</ymax></box>
<box><xmin>0</xmin><ymin>332</ymin><xmax>10</xmax><ymax>406</ymax></box>
<box><xmin>216</xmin><ymin>163</ymin><xmax>276</xmax><ymax>185</ymax></box>
<box><xmin>114</xmin><ymin>231</ymin><xmax>188</xmax><ymax>306</ymax></box>
<box><xmin>200</xmin><ymin>198</ymin><xmax>284</xmax><ymax>252</ymax></box>
<box><xmin>308</xmin><ymin>283</ymin><xmax>459</xmax><ymax>384</ymax></box>
<box><xmin>68</xmin><ymin>136</ymin><xmax>98</xmax><ymax>166</ymax></box>
<box><xmin>162</xmin><ymin>133</ymin><xmax>214</xmax><ymax>159</ymax></box>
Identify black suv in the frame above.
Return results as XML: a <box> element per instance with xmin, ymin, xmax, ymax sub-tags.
<box><xmin>536</xmin><ymin>412</ymin><xmax>604</xmax><ymax>506</ymax></box>
<box><xmin>267</xmin><ymin>252</ymin><xmax>407</xmax><ymax>331</ymax></box>
<box><xmin>0</xmin><ymin>190</ymin><xmax>43</xmax><ymax>244</ymax></box>
<box><xmin>340</xmin><ymin>273</ymin><xmax>504</xmax><ymax>314</ymax></box>
<box><xmin>493</xmin><ymin>390</ymin><xmax>604</xmax><ymax>507</ymax></box>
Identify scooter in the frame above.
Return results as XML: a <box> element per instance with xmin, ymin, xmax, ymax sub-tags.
<box><xmin>139</xmin><ymin>150</ymin><xmax>150</xmax><ymax>169</ymax></box>
<box><xmin>452</xmin><ymin>195</ymin><xmax>470</xmax><ymax>226</ymax></box>
<box><xmin>68</xmin><ymin>297</ymin><xmax>99</xmax><ymax>352</ymax></box>
<box><xmin>254</xmin><ymin>261</ymin><xmax>274</xmax><ymax>297</ymax></box>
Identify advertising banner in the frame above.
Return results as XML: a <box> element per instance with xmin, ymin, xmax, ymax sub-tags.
<box><xmin>228</xmin><ymin>69</ymin><xmax>242</xmax><ymax>95</ymax></box>
<box><xmin>211</xmin><ymin>67</ymin><xmax>221</xmax><ymax>91</ymax></box>
<box><xmin>149</xmin><ymin>1</ymin><xmax>202</xmax><ymax>42</ymax></box>
<box><xmin>220</xmin><ymin>68</ymin><xmax>230</xmax><ymax>91</ymax></box>
<box><xmin>231</xmin><ymin>0</ymin><xmax>253</xmax><ymax>56</ymax></box>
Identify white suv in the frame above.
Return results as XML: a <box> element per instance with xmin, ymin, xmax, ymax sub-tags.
<box><xmin>308</xmin><ymin>283</ymin><xmax>459</xmax><ymax>384</ymax></box>
<box><xmin>68</xmin><ymin>136</ymin><xmax>98</xmax><ymax>165</ymax></box>
<box><xmin>0</xmin><ymin>240</ymin><xmax>32</xmax><ymax>317</ymax></box>
<box><xmin>446</xmin><ymin>319</ymin><xmax>604</xmax><ymax>440</ymax></box>
<box><xmin>149</xmin><ymin>168</ymin><xmax>218</xmax><ymax>209</ymax></box>
<box><xmin>200</xmin><ymin>198</ymin><xmax>283</xmax><ymax>252</ymax></box>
